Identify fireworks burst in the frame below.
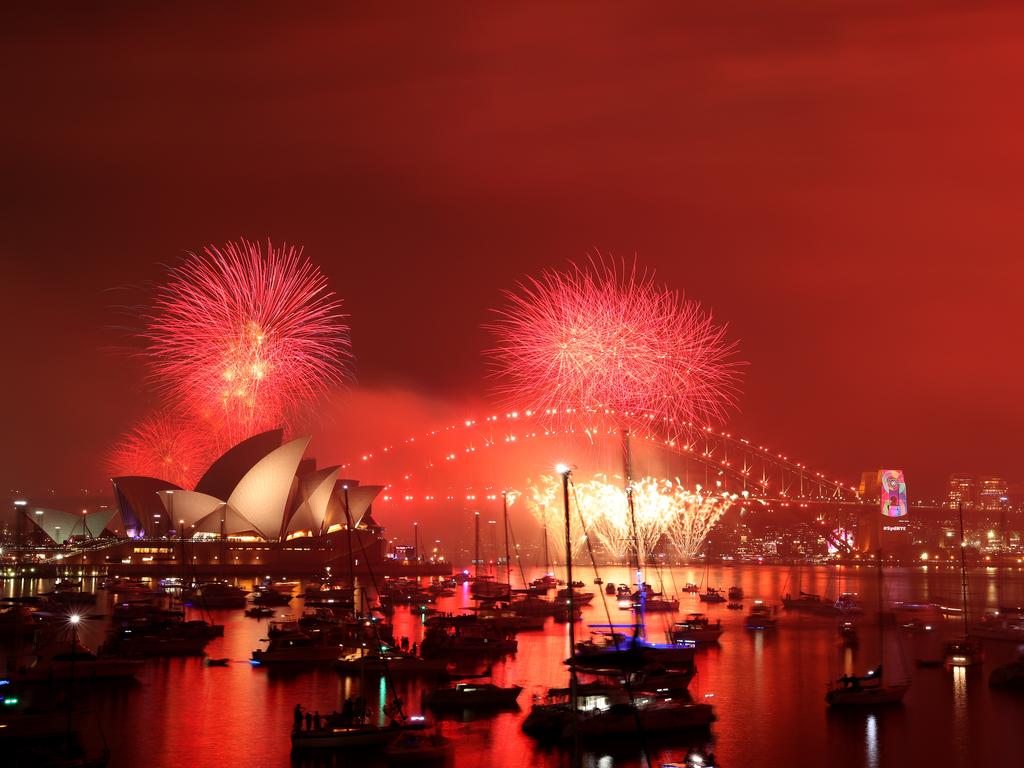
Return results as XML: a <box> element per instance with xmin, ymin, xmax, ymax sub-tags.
<box><xmin>486</xmin><ymin>258</ymin><xmax>741</xmax><ymax>435</ymax></box>
<box><xmin>521</xmin><ymin>472</ymin><xmax>736</xmax><ymax>562</ymax></box>
<box><xmin>144</xmin><ymin>238</ymin><xmax>352</xmax><ymax>445</ymax></box>
<box><xmin>106</xmin><ymin>412</ymin><xmax>213</xmax><ymax>488</ymax></box>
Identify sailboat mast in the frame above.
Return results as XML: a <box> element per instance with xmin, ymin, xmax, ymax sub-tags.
<box><xmin>559</xmin><ymin>467</ymin><xmax>578</xmax><ymax>751</ymax></box>
<box><xmin>474</xmin><ymin>511</ymin><xmax>481</xmax><ymax>579</ymax></box>
<box><xmin>502</xmin><ymin>492</ymin><xmax>512</xmax><ymax>590</ymax></box>
<box><xmin>623</xmin><ymin>429</ymin><xmax>644</xmax><ymax>637</ymax></box>
<box><xmin>543</xmin><ymin>520</ymin><xmax>551</xmax><ymax>574</ymax></box>
<box><xmin>876</xmin><ymin>547</ymin><xmax>884</xmax><ymax>673</ymax></box>
<box><xmin>958</xmin><ymin>502</ymin><xmax>969</xmax><ymax>635</ymax></box>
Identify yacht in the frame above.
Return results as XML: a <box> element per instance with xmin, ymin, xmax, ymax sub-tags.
<box><xmin>251</xmin><ymin>631</ymin><xmax>346</xmax><ymax>664</ymax></box>
<box><xmin>970</xmin><ymin>610</ymin><xmax>1024</xmax><ymax>642</ymax></box>
<box><xmin>181</xmin><ymin>581</ymin><xmax>248</xmax><ymax>609</ymax></box>
<box><xmin>669</xmin><ymin>614</ymin><xmax>724</xmax><ymax>644</ymax></box>
<box><xmin>698</xmin><ymin>588</ymin><xmax>726</xmax><ymax>604</ymax></box>
<box><xmin>424</xmin><ymin>682</ymin><xmax>523</xmax><ymax>708</ymax></box>
<box><xmin>744</xmin><ymin>601</ymin><xmax>777</xmax><ymax>630</ymax></box>
<box><xmin>523</xmin><ymin>686</ymin><xmax>714</xmax><ymax>741</ymax></box>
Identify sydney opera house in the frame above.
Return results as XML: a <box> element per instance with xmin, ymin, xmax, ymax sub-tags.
<box><xmin>15</xmin><ymin>430</ymin><xmax>406</xmax><ymax>576</ymax></box>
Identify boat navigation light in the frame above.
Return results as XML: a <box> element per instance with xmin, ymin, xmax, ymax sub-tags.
<box><xmin>69</xmin><ymin>614</ymin><xmax>80</xmax><ymax>625</ymax></box>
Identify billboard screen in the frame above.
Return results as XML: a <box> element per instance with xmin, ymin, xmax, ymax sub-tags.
<box><xmin>880</xmin><ymin>469</ymin><xmax>908</xmax><ymax>518</ymax></box>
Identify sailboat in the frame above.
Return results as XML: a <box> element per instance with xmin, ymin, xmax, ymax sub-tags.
<box><xmin>825</xmin><ymin>548</ymin><xmax>910</xmax><ymax>706</ymax></box>
<box><xmin>523</xmin><ymin>460</ymin><xmax>712</xmax><ymax>744</ymax></box>
<box><xmin>943</xmin><ymin>502</ymin><xmax>984</xmax><ymax>667</ymax></box>
<box><xmin>469</xmin><ymin>511</ymin><xmax>511</xmax><ymax>601</ymax></box>
<box><xmin>697</xmin><ymin>551</ymin><xmax>725</xmax><ymax>604</ymax></box>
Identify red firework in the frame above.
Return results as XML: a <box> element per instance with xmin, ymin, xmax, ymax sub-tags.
<box><xmin>144</xmin><ymin>238</ymin><xmax>352</xmax><ymax>445</ymax></box>
<box><xmin>485</xmin><ymin>258</ymin><xmax>741</xmax><ymax>430</ymax></box>
<box><xmin>106</xmin><ymin>412</ymin><xmax>213</xmax><ymax>488</ymax></box>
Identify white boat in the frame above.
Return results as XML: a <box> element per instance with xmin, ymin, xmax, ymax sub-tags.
<box><xmin>669</xmin><ymin>614</ymin><xmax>723</xmax><ymax>644</ymax></box>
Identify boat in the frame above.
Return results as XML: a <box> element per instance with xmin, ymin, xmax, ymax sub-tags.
<box><xmin>727</xmin><ymin>586</ymin><xmax>743</xmax><ymax>601</ymax></box>
<box><xmin>834</xmin><ymin>593</ymin><xmax>865</xmax><ymax>614</ymax></box>
<box><xmin>383</xmin><ymin>731</ymin><xmax>452</xmax><ymax>764</ymax></box>
<box><xmin>989</xmin><ymin>654</ymin><xmax>1024</xmax><ymax>690</ymax></box>
<box><xmin>698</xmin><ymin>588</ymin><xmax>726</xmax><ymax>604</ymax></box>
<box><xmin>970</xmin><ymin>610</ymin><xmax>1024</xmax><ymax>642</ymax></box>
<box><xmin>205</xmin><ymin>657</ymin><xmax>230</xmax><ymax>666</ymax></box>
<box><xmin>682</xmin><ymin>583</ymin><xmax>701</xmax><ymax>594</ymax></box>
<box><xmin>10</xmin><ymin>639</ymin><xmax>142</xmax><ymax>683</ymax></box>
<box><xmin>523</xmin><ymin>687</ymin><xmax>715</xmax><ymax>741</ymax></box>
<box><xmin>726</xmin><ymin>601</ymin><xmax>743</xmax><ymax>611</ymax></box>
<box><xmin>944</xmin><ymin>639</ymin><xmax>984</xmax><ymax>668</ymax></box>
<box><xmin>942</xmin><ymin>502</ymin><xmax>985</xmax><ymax>668</ymax></box>
<box><xmin>555</xmin><ymin>587</ymin><xmax>594</xmax><ymax>605</ymax></box>
<box><xmin>781</xmin><ymin>591</ymin><xmax>836</xmax><ymax>615</ymax></box>
<box><xmin>509</xmin><ymin>595</ymin><xmax>561</xmax><ymax>616</ymax></box>
<box><xmin>245</xmin><ymin>606</ymin><xmax>275</xmax><ymax>618</ymax></box>
<box><xmin>605</xmin><ymin>582</ymin><xmax>617</xmax><ymax>595</ymax></box>
<box><xmin>181</xmin><ymin>581</ymin><xmax>248</xmax><ymax>609</ymax></box>
<box><xmin>744</xmin><ymin>601</ymin><xmax>776</xmax><ymax>630</ymax></box>
<box><xmin>424</xmin><ymin>682</ymin><xmax>523</xmax><ymax>708</ymax></box>
<box><xmin>291</xmin><ymin>722</ymin><xmax>407</xmax><ymax>750</ymax></box>
<box><xmin>251</xmin><ymin>631</ymin><xmax>346</xmax><ymax>664</ymax></box>
<box><xmin>334</xmin><ymin>651</ymin><xmax>448</xmax><ymax>677</ymax></box>
<box><xmin>573</xmin><ymin>629</ymin><xmax>697</xmax><ymax>675</ymax></box>
<box><xmin>663</xmin><ymin>751</ymin><xmax>722</xmax><ymax>768</ymax></box>
<box><xmin>838</xmin><ymin>620</ymin><xmax>859</xmax><ymax>646</ymax></box>
<box><xmin>826</xmin><ymin>666</ymin><xmax>910</xmax><ymax>706</ymax></box>
<box><xmin>825</xmin><ymin>549</ymin><xmax>910</xmax><ymax>707</ymax></box>
<box><xmin>251</xmin><ymin>588</ymin><xmax>292</xmax><ymax>607</ymax></box>
<box><xmin>669</xmin><ymin>613</ymin><xmax>724</xmax><ymax>644</ymax></box>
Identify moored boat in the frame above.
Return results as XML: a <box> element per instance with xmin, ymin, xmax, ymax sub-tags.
<box><xmin>744</xmin><ymin>601</ymin><xmax>776</xmax><ymax>630</ymax></box>
<box><xmin>669</xmin><ymin>614</ymin><xmax>723</xmax><ymax>644</ymax></box>
<box><xmin>424</xmin><ymin>682</ymin><xmax>523</xmax><ymax>708</ymax></box>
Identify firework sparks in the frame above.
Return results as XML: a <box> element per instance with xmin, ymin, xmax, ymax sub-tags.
<box><xmin>106</xmin><ymin>412</ymin><xmax>213</xmax><ymax>488</ymax></box>
<box><xmin>144</xmin><ymin>238</ymin><xmax>352</xmax><ymax>445</ymax></box>
<box><xmin>486</xmin><ymin>258</ymin><xmax>741</xmax><ymax>435</ymax></box>
<box><xmin>522</xmin><ymin>472</ymin><xmax>736</xmax><ymax>562</ymax></box>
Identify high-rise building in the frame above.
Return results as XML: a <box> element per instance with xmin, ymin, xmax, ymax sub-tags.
<box><xmin>947</xmin><ymin>475</ymin><xmax>976</xmax><ymax>511</ymax></box>
<box><xmin>978</xmin><ymin>476</ymin><xmax>1008</xmax><ymax>511</ymax></box>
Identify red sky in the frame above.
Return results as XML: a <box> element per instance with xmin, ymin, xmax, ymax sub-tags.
<box><xmin>2</xmin><ymin>1</ymin><xmax>1023</xmax><ymax>501</ymax></box>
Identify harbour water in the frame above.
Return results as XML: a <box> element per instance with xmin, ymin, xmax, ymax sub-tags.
<box><xmin>5</xmin><ymin>564</ymin><xmax>1024</xmax><ymax>768</ymax></box>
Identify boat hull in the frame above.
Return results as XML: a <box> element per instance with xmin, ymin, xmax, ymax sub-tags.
<box><xmin>825</xmin><ymin>682</ymin><xmax>909</xmax><ymax>706</ymax></box>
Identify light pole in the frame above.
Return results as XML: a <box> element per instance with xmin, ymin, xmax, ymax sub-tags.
<box><xmin>67</xmin><ymin>612</ymin><xmax>80</xmax><ymax>750</ymax></box>
<box><xmin>556</xmin><ymin>463</ymin><xmax>578</xmax><ymax>757</ymax></box>
<box><xmin>13</xmin><ymin>500</ymin><xmax>28</xmax><ymax>580</ymax></box>
<box><xmin>342</xmin><ymin>484</ymin><xmax>355</xmax><ymax>612</ymax></box>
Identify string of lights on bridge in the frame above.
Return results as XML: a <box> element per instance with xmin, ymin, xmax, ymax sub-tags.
<box><xmin>338</xmin><ymin>407</ymin><xmax>864</xmax><ymax>506</ymax></box>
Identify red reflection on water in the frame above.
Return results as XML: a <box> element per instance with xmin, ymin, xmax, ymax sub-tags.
<box><xmin>13</xmin><ymin>565</ymin><xmax>1024</xmax><ymax>768</ymax></box>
